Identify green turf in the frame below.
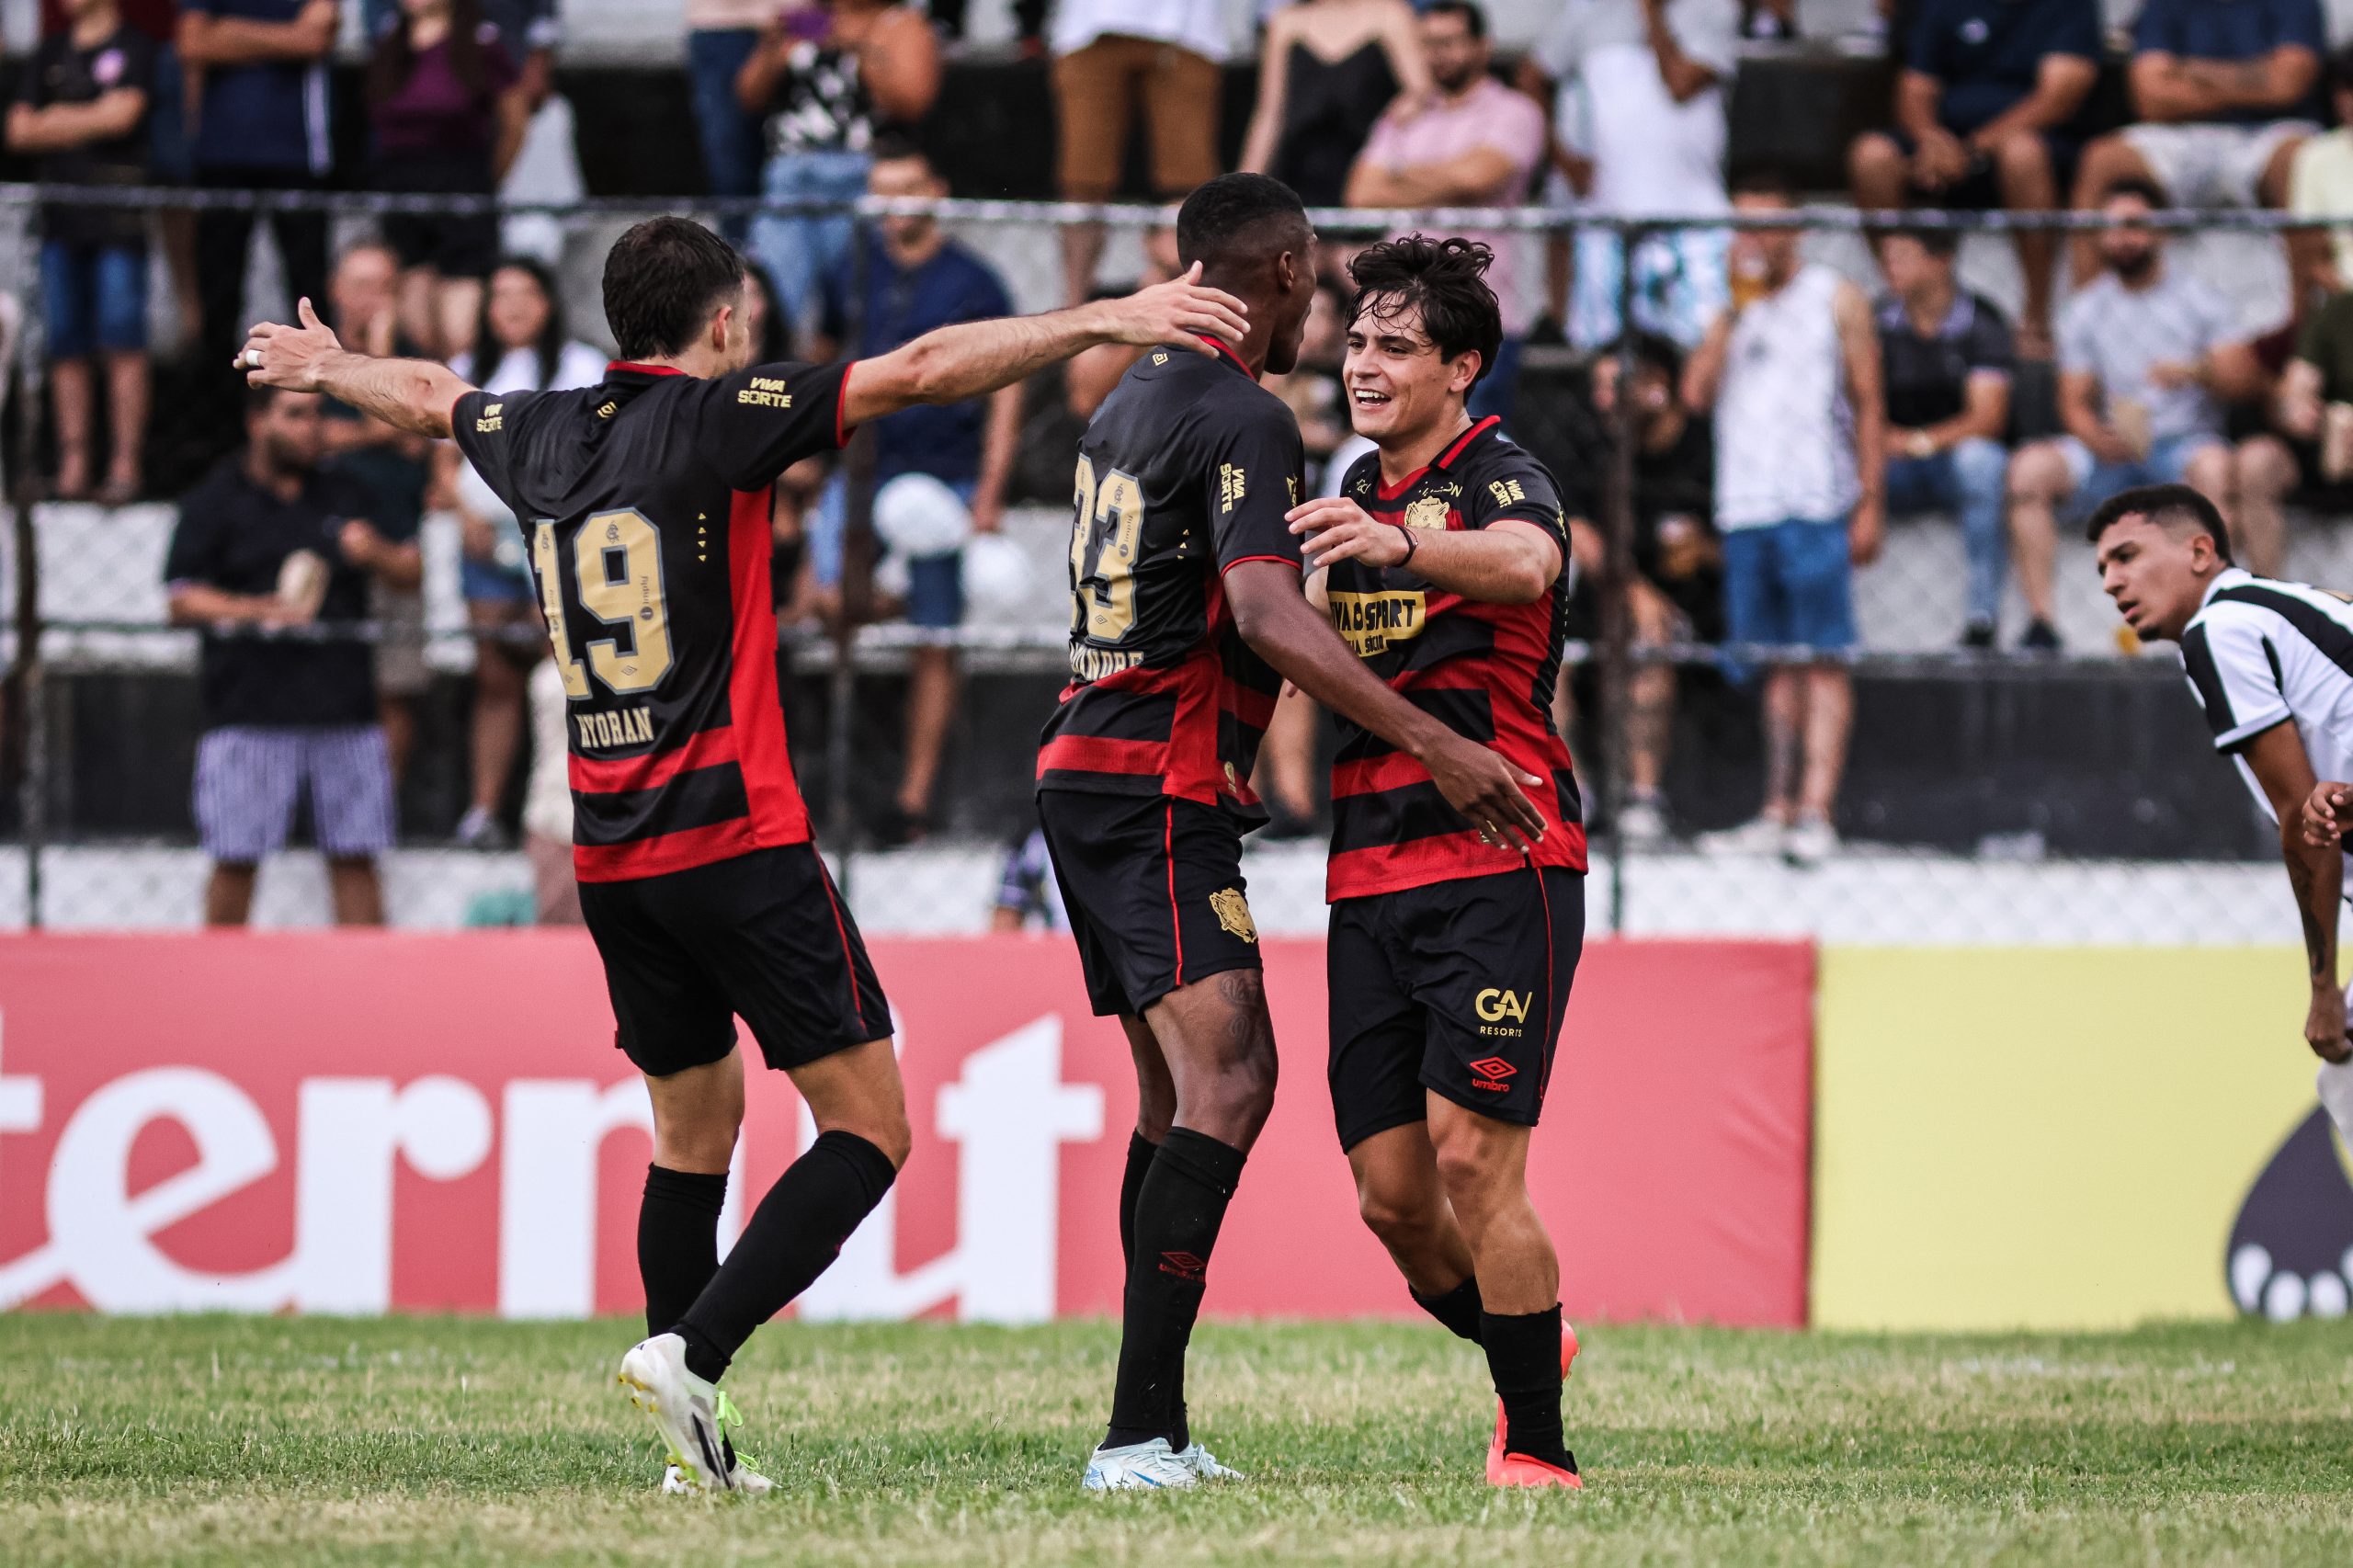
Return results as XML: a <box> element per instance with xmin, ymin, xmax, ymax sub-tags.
<box><xmin>2</xmin><ymin>1313</ymin><xmax>2350</xmax><ymax>1565</ymax></box>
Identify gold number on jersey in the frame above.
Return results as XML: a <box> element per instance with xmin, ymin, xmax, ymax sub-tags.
<box><xmin>532</xmin><ymin>509</ymin><xmax>674</xmax><ymax>699</ymax></box>
<box><xmin>533</xmin><ymin>518</ymin><xmax>590</xmax><ymax>699</ymax></box>
<box><xmin>1070</xmin><ymin>455</ymin><xmax>1146</xmax><ymax>642</ymax></box>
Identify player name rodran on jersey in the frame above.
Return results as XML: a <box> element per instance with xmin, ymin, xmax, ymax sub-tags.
<box><xmin>1323</xmin><ymin>416</ymin><xmax>1588</xmax><ymax>901</ymax></box>
<box><xmin>1035</xmin><ymin>337</ymin><xmax>1307</xmax><ymax>819</ymax></box>
<box><xmin>452</xmin><ymin>358</ymin><xmax>852</xmax><ymax>881</ymax></box>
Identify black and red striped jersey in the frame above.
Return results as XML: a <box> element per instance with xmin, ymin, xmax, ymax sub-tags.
<box><xmin>1323</xmin><ymin>416</ymin><xmax>1587</xmax><ymax>901</ymax></box>
<box><xmin>1035</xmin><ymin>338</ymin><xmax>1306</xmax><ymax>820</ymax></box>
<box><xmin>451</xmin><ymin>358</ymin><xmax>850</xmax><ymax>882</ymax></box>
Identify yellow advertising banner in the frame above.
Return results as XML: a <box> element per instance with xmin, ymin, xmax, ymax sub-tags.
<box><xmin>1813</xmin><ymin>948</ymin><xmax>2340</xmax><ymax>1331</ymax></box>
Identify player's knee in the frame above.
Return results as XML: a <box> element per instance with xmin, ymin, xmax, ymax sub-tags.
<box><xmin>1427</xmin><ymin>1120</ymin><xmax>1515</xmax><ymax>1213</ymax></box>
<box><xmin>1355</xmin><ymin>1179</ymin><xmax>1436</xmax><ymax>1245</ymax></box>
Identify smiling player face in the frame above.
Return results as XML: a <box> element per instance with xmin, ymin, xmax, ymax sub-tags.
<box><xmin>1342</xmin><ymin>296</ymin><xmax>1479</xmax><ymax>447</ymax></box>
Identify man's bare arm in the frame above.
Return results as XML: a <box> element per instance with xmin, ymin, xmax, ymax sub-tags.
<box><xmin>238</xmin><ymin>299</ymin><xmax>474</xmax><ymax>438</ymax></box>
<box><xmin>1286</xmin><ymin>496</ymin><xmax>1562</xmax><ymax>605</ymax></box>
<box><xmin>2245</xmin><ymin>719</ymin><xmax>2352</xmax><ymax>1062</ymax></box>
<box><xmin>1224</xmin><ymin>561</ymin><xmax>1550</xmax><ymax>848</ymax></box>
<box><xmin>841</xmin><ymin>266</ymin><xmax>1248</xmax><ymax>427</ymax></box>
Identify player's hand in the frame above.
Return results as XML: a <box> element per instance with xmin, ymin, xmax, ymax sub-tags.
<box><xmin>238</xmin><ymin>297</ymin><xmax>342</xmax><ymax>392</ymax></box>
<box><xmin>2302</xmin><ymin>781</ymin><xmax>2353</xmax><ymax>847</ymax></box>
<box><xmin>1421</xmin><ymin>732</ymin><xmax>1548</xmax><ymax>853</ymax></box>
<box><xmin>1287</xmin><ymin>496</ymin><xmax>1411</xmax><ymax>572</ymax></box>
<box><xmin>1092</xmin><ymin>264</ymin><xmax>1250</xmax><ymax>355</ymax></box>
<box><xmin>2305</xmin><ymin>981</ymin><xmax>2352</xmax><ymax>1063</ymax></box>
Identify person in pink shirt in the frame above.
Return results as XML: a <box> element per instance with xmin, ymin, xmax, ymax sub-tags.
<box><xmin>1345</xmin><ymin>0</ymin><xmax>1546</xmax><ymax>422</ymax></box>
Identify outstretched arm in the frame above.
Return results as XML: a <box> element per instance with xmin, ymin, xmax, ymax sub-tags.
<box><xmin>841</xmin><ymin>266</ymin><xmax>1249</xmax><ymax>428</ymax></box>
<box><xmin>1223</xmin><ymin>561</ymin><xmax>1550</xmax><ymax>849</ymax></box>
<box><xmin>2245</xmin><ymin>719</ymin><xmax>2351</xmax><ymax>1063</ymax></box>
<box><xmin>237</xmin><ymin>299</ymin><xmax>475</xmax><ymax>439</ymax></box>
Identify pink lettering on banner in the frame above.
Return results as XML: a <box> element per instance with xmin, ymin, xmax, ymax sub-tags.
<box><xmin>0</xmin><ymin>934</ymin><xmax>1813</xmax><ymax>1325</ymax></box>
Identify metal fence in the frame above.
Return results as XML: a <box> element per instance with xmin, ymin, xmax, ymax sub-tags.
<box><xmin>0</xmin><ymin>186</ymin><xmax>2328</xmax><ymax>943</ymax></box>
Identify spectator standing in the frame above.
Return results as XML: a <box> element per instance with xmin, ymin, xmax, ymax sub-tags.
<box><xmin>1847</xmin><ymin>0</ymin><xmax>2098</xmax><ymax>357</ymax></box>
<box><xmin>1873</xmin><ymin>229</ymin><xmax>2016</xmax><ymax>648</ymax></box>
<box><xmin>9</xmin><ymin>0</ymin><xmax>158</xmax><ymax>504</ymax></box>
<box><xmin>521</xmin><ymin>653</ymin><xmax>580</xmax><ymax>922</ymax></box>
<box><xmin>320</xmin><ymin>240</ymin><xmax>433</xmax><ymax>782</ymax></box>
<box><xmin>2265</xmin><ymin>285</ymin><xmax>2353</xmax><ymax>508</ymax></box>
<box><xmin>1683</xmin><ymin>171</ymin><xmax>1885</xmax><ymax>866</ymax></box>
<box><xmin>2071</xmin><ymin>0</ymin><xmax>2325</xmax><ymax>287</ymax></box>
<box><xmin>1519</xmin><ymin>0</ymin><xmax>1741</xmax><ymax>353</ymax></box>
<box><xmin>1558</xmin><ymin>335</ymin><xmax>1719</xmax><ymax>844</ymax></box>
<box><xmin>1239</xmin><ymin>0</ymin><xmax>1428</xmax><ymax>208</ymax></box>
<box><xmin>178</xmin><ymin>0</ymin><xmax>338</xmax><ymax>437</ymax></box>
<box><xmin>2289</xmin><ymin>44</ymin><xmax>2353</xmax><ymax>296</ymax></box>
<box><xmin>164</xmin><ymin>387</ymin><xmax>423</xmax><ymax>926</ymax></box>
<box><xmin>686</xmin><ymin>0</ymin><xmax>779</xmax><ymax>236</ymax></box>
<box><xmin>2009</xmin><ymin>178</ymin><xmax>2271</xmax><ymax>629</ymax></box>
<box><xmin>816</xmin><ymin>141</ymin><xmax>1017</xmax><ymax>844</ymax></box>
<box><xmin>1049</xmin><ymin>0</ymin><xmax>1224</xmax><ymax>304</ymax></box>
<box><xmin>738</xmin><ymin>0</ymin><xmax>940</xmax><ymax>335</ymax></box>
<box><xmin>444</xmin><ymin>256</ymin><xmax>604</xmax><ymax>849</ymax></box>
<box><xmin>366</xmin><ymin>0</ymin><xmax>528</xmax><ymax>361</ymax></box>
<box><xmin>1346</xmin><ymin>2</ymin><xmax>1546</xmax><ymax>421</ymax></box>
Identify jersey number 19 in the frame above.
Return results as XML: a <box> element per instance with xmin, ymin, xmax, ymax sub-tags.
<box><xmin>535</xmin><ymin>509</ymin><xmax>674</xmax><ymax>700</ymax></box>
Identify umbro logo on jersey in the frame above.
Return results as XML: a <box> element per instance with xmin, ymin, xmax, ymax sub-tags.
<box><xmin>1466</xmin><ymin>1056</ymin><xmax>1517</xmax><ymax>1091</ymax></box>
<box><xmin>1158</xmin><ymin>1250</ymin><xmax>1208</xmax><ymax>1283</ymax></box>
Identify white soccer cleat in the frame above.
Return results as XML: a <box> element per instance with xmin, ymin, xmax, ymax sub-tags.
<box><xmin>661</xmin><ymin>1461</ymin><xmax>692</xmax><ymax>1494</ymax></box>
<box><xmin>1174</xmin><ymin>1440</ymin><xmax>1245</xmax><ymax>1481</ymax></box>
<box><xmin>1083</xmin><ymin>1437</ymin><xmax>1200</xmax><ymax>1491</ymax></box>
<box><xmin>617</xmin><ymin>1334</ymin><xmax>737</xmax><ymax>1493</ymax></box>
<box><xmin>661</xmin><ymin>1453</ymin><xmax>774</xmax><ymax>1496</ymax></box>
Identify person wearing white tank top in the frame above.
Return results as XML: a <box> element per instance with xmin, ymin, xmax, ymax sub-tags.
<box><xmin>1681</xmin><ymin>174</ymin><xmax>1885</xmax><ymax>865</ymax></box>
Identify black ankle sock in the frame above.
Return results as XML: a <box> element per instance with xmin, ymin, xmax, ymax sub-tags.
<box><xmin>1104</xmin><ymin>1128</ymin><xmax>1245</xmax><ymax>1450</ymax></box>
<box><xmin>639</xmin><ymin>1165</ymin><xmax>729</xmax><ymax>1338</ymax></box>
<box><xmin>1411</xmin><ymin>1277</ymin><xmax>1486</xmax><ymax>1343</ymax></box>
<box><xmin>676</xmin><ymin>1131</ymin><xmax>898</xmax><ymax>1383</ymax></box>
<box><xmin>1119</xmin><ymin>1130</ymin><xmax>1159</xmax><ymax>1273</ymax></box>
<box><xmin>1483</xmin><ymin>1304</ymin><xmax>1575</xmax><ymax>1471</ymax></box>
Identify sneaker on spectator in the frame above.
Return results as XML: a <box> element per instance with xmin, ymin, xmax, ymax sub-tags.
<box><xmin>1696</xmin><ymin>815</ymin><xmax>1787</xmax><ymax>857</ymax></box>
<box><xmin>2020</xmin><ymin>619</ymin><xmax>2062</xmax><ymax>654</ymax></box>
<box><xmin>1960</xmin><ymin>620</ymin><xmax>1995</xmax><ymax>651</ymax></box>
<box><xmin>455</xmin><ymin>805</ymin><xmax>510</xmax><ymax>851</ymax></box>
<box><xmin>1784</xmin><ymin>812</ymin><xmax>1839</xmax><ymax>867</ymax></box>
<box><xmin>1618</xmin><ymin>792</ymin><xmax>1670</xmax><ymax>846</ymax></box>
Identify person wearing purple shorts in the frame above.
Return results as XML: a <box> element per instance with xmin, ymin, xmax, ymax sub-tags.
<box><xmin>165</xmin><ymin>386</ymin><xmax>423</xmax><ymax>925</ymax></box>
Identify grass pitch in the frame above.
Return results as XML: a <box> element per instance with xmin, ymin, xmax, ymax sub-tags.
<box><xmin>2</xmin><ymin>1314</ymin><xmax>2350</xmax><ymax>1565</ymax></box>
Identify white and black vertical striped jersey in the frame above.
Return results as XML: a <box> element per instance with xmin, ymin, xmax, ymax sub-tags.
<box><xmin>2179</xmin><ymin>567</ymin><xmax>2353</xmax><ymax>827</ymax></box>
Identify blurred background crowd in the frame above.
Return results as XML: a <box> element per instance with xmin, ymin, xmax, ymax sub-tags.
<box><xmin>0</xmin><ymin>0</ymin><xmax>2346</xmax><ymax>935</ymax></box>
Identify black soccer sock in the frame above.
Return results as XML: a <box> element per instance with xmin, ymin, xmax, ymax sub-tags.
<box><xmin>1104</xmin><ymin>1128</ymin><xmax>1245</xmax><ymax>1451</ymax></box>
<box><xmin>1410</xmin><ymin>1276</ymin><xmax>1486</xmax><ymax>1343</ymax></box>
<box><xmin>1119</xmin><ymin>1130</ymin><xmax>1160</xmax><ymax>1272</ymax></box>
<box><xmin>639</xmin><ymin>1165</ymin><xmax>730</xmax><ymax>1337</ymax></box>
<box><xmin>675</xmin><ymin>1131</ymin><xmax>898</xmax><ymax>1384</ymax></box>
<box><xmin>1483</xmin><ymin>1304</ymin><xmax>1576</xmax><ymax>1471</ymax></box>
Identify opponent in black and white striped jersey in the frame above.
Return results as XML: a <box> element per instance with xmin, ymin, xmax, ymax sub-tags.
<box><xmin>2088</xmin><ymin>483</ymin><xmax>2353</xmax><ymax>1142</ymax></box>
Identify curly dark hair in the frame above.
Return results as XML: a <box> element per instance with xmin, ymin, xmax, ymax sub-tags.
<box><xmin>1345</xmin><ymin>234</ymin><xmax>1503</xmax><ymax>386</ymax></box>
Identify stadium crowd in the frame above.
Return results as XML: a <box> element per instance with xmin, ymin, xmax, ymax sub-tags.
<box><xmin>11</xmin><ymin>0</ymin><xmax>2353</xmax><ymax>904</ymax></box>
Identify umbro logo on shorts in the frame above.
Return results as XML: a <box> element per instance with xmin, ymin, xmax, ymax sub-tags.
<box><xmin>1158</xmin><ymin>1250</ymin><xmax>1208</xmax><ymax>1283</ymax></box>
<box><xmin>1467</xmin><ymin>1057</ymin><xmax>1517</xmax><ymax>1092</ymax></box>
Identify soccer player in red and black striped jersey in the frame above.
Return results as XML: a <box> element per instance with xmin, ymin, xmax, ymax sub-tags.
<box><xmin>236</xmin><ymin>216</ymin><xmax>1254</xmax><ymax>1493</ymax></box>
<box><xmin>1284</xmin><ymin>236</ymin><xmax>1586</xmax><ymax>1489</ymax></box>
<box><xmin>1038</xmin><ymin>176</ymin><xmax>1549</xmax><ymax>1492</ymax></box>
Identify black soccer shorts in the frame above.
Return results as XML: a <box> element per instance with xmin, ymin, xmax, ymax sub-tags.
<box><xmin>578</xmin><ymin>843</ymin><xmax>892</xmax><ymax>1077</ymax></box>
<box><xmin>1037</xmin><ymin>789</ymin><xmax>1264</xmax><ymax>1017</ymax></box>
<box><xmin>1326</xmin><ymin>866</ymin><xmax>1585</xmax><ymax>1151</ymax></box>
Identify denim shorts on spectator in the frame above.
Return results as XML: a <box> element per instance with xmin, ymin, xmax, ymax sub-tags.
<box><xmin>40</xmin><ymin>240</ymin><xmax>148</xmax><ymax>358</ymax></box>
<box><xmin>1720</xmin><ymin>517</ymin><xmax>1857</xmax><ymax>668</ymax></box>
<box><xmin>2057</xmin><ymin>432</ymin><xmax>2224</xmax><ymax>518</ymax></box>
<box><xmin>193</xmin><ymin>725</ymin><xmax>397</xmax><ymax>863</ymax></box>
